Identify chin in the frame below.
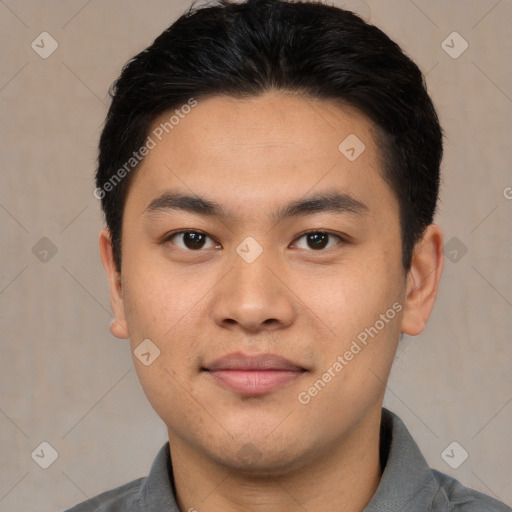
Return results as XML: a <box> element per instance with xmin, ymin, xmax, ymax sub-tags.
<box><xmin>207</xmin><ymin>437</ymin><xmax>314</xmax><ymax>477</ymax></box>
<box><xmin>221</xmin><ymin>454</ymin><xmax>304</xmax><ymax>477</ymax></box>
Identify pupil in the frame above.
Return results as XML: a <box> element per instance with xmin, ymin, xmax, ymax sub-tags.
<box><xmin>309</xmin><ymin>233</ymin><xmax>327</xmax><ymax>250</ymax></box>
<box><xmin>185</xmin><ymin>233</ymin><xmax>204</xmax><ymax>249</ymax></box>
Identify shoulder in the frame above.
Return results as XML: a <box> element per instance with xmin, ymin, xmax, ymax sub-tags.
<box><xmin>63</xmin><ymin>476</ymin><xmax>146</xmax><ymax>511</ymax></box>
<box><xmin>432</xmin><ymin>469</ymin><xmax>511</xmax><ymax>512</ymax></box>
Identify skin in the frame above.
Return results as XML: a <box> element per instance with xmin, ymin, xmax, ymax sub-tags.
<box><xmin>99</xmin><ymin>92</ymin><xmax>444</xmax><ymax>512</ymax></box>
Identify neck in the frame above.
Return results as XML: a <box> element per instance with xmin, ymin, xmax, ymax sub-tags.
<box><xmin>168</xmin><ymin>406</ymin><xmax>383</xmax><ymax>512</ymax></box>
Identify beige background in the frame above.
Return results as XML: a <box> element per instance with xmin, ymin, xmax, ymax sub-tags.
<box><xmin>0</xmin><ymin>0</ymin><xmax>511</xmax><ymax>510</ymax></box>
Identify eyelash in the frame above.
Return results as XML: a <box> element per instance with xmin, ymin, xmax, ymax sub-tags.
<box><xmin>161</xmin><ymin>229</ymin><xmax>346</xmax><ymax>252</ymax></box>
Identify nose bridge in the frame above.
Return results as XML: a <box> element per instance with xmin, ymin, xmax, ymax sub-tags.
<box><xmin>212</xmin><ymin>242</ymin><xmax>295</xmax><ymax>331</ymax></box>
<box><xmin>233</xmin><ymin>247</ymin><xmax>275</xmax><ymax>294</ymax></box>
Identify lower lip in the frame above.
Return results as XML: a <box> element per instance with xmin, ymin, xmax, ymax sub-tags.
<box><xmin>206</xmin><ymin>370</ymin><xmax>304</xmax><ymax>396</ymax></box>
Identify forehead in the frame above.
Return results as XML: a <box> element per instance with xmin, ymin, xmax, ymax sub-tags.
<box><xmin>144</xmin><ymin>93</ymin><xmax>376</xmax><ymax>163</ymax></box>
<box><xmin>125</xmin><ymin>92</ymin><xmax>396</xmax><ymax>221</ymax></box>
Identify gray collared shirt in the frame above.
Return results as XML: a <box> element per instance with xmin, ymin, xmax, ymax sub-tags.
<box><xmin>64</xmin><ymin>408</ymin><xmax>511</xmax><ymax>511</ymax></box>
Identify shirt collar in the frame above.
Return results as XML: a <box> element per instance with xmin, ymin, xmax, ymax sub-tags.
<box><xmin>364</xmin><ymin>407</ymin><xmax>440</xmax><ymax>511</ymax></box>
<box><xmin>138</xmin><ymin>441</ymin><xmax>179</xmax><ymax>511</ymax></box>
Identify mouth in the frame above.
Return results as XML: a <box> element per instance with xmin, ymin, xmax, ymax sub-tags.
<box><xmin>202</xmin><ymin>352</ymin><xmax>307</xmax><ymax>396</ymax></box>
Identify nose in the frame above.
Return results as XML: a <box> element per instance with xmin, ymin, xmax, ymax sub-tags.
<box><xmin>212</xmin><ymin>247</ymin><xmax>296</xmax><ymax>333</ymax></box>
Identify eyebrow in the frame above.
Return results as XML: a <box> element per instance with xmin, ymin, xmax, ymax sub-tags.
<box><xmin>143</xmin><ymin>189</ymin><xmax>368</xmax><ymax>223</ymax></box>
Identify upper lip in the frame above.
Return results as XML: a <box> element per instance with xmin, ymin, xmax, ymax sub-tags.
<box><xmin>204</xmin><ymin>352</ymin><xmax>305</xmax><ymax>372</ymax></box>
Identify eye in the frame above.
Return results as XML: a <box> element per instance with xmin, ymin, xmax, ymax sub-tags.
<box><xmin>292</xmin><ymin>231</ymin><xmax>344</xmax><ymax>251</ymax></box>
<box><xmin>162</xmin><ymin>229</ymin><xmax>345</xmax><ymax>252</ymax></box>
<box><xmin>163</xmin><ymin>230</ymin><xmax>219</xmax><ymax>251</ymax></box>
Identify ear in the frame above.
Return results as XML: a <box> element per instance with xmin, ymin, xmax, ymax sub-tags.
<box><xmin>98</xmin><ymin>228</ymin><xmax>130</xmax><ymax>339</ymax></box>
<box><xmin>400</xmin><ymin>223</ymin><xmax>444</xmax><ymax>336</ymax></box>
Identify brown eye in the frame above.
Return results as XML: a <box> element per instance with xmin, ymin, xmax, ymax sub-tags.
<box><xmin>293</xmin><ymin>231</ymin><xmax>343</xmax><ymax>251</ymax></box>
<box><xmin>165</xmin><ymin>231</ymin><xmax>218</xmax><ymax>251</ymax></box>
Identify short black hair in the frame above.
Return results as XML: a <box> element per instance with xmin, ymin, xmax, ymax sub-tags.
<box><xmin>95</xmin><ymin>0</ymin><xmax>443</xmax><ymax>272</ymax></box>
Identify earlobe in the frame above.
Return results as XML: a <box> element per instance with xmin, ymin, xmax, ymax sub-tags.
<box><xmin>109</xmin><ymin>317</ymin><xmax>130</xmax><ymax>339</ymax></box>
<box><xmin>400</xmin><ymin>223</ymin><xmax>444</xmax><ymax>336</ymax></box>
<box><xmin>98</xmin><ymin>228</ymin><xmax>130</xmax><ymax>339</ymax></box>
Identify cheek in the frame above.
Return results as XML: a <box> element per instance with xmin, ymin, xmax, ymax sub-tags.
<box><xmin>121</xmin><ymin>265</ymin><xmax>203</xmax><ymax>421</ymax></box>
<box><xmin>121</xmin><ymin>258</ymin><xmax>201</xmax><ymax>340</ymax></box>
<box><xmin>297</xmin><ymin>253</ymin><xmax>405</xmax><ymax>392</ymax></box>
<box><xmin>120</xmin><ymin>259</ymin><xmax>210</xmax><ymax>395</ymax></box>
<box><xmin>301</xmin><ymin>259</ymin><xmax>399</xmax><ymax>330</ymax></box>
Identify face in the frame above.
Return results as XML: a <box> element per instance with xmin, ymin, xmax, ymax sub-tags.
<box><xmin>101</xmin><ymin>92</ymin><xmax>440</xmax><ymax>473</ymax></box>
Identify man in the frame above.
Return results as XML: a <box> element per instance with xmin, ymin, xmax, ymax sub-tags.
<box><xmin>67</xmin><ymin>0</ymin><xmax>510</xmax><ymax>510</ymax></box>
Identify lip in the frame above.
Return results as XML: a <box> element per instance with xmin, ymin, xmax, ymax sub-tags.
<box><xmin>203</xmin><ymin>352</ymin><xmax>307</xmax><ymax>396</ymax></box>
